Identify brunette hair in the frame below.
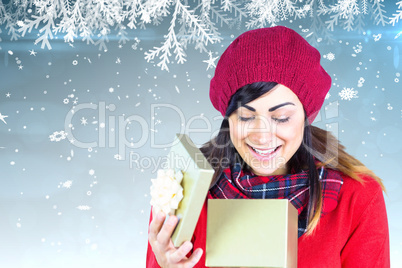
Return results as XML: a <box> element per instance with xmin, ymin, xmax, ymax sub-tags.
<box><xmin>200</xmin><ymin>81</ymin><xmax>385</xmax><ymax>235</ymax></box>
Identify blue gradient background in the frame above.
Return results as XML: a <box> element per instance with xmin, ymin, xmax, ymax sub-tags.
<box><xmin>1</xmin><ymin>7</ymin><xmax>402</xmax><ymax>268</ymax></box>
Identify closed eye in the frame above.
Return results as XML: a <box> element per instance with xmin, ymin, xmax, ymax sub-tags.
<box><xmin>272</xmin><ymin>117</ymin><xmax>290</xmax><ymax>123</ymax></box>
<box><xmin>238</xmin><ymin>115</ymin><xmax>255</xmax><ymax>122</ymax></box>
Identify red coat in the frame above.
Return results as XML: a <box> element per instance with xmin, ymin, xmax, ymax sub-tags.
<box><xmin>146</xmin><ymin>173</ymin><xmax>390</xmax><ymax>267</ymax></box>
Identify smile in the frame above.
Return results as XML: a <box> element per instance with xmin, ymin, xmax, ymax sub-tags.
<box><xmin>248</xmin><ymin>144</ymin><xmax>282</xmax><ymax>159</ymax></box>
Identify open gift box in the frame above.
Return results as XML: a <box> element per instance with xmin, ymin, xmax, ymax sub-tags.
<box><xmin>163</xmin><ymin>134</ymin><xmax>298</xmax><ymax>267</ymax></box>
<box><xmin>206</xmin><ymin>199</ymin><xmax>298</xmax><ymax>268</ymax></box>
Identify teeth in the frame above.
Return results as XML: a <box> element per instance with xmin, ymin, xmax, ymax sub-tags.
<box><xmin>252</xmin><ymin>146</ymin><xmax>275</xmax><ymax>155</ymax></box>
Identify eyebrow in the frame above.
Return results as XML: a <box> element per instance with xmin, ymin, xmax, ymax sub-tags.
<box><xmin>268</xmin><ymin>102</ymin><xmax>295</xmax><ymax>112</ymax></box>
<box><xmin>242</xmin><ymin>102</ymin><xmax>295</xmax><ymax>112</ymax></box>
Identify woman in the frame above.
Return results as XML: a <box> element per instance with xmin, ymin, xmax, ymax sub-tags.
<box><xmin>147</xmin><ymin>26</ymin><xmax>390</xmax><ymax>267</ymax></box>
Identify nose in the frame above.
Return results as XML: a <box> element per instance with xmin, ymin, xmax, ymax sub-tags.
<box><xmin>247</xmin><ymin>116</ymin><xmax>273</xmax><ymax>145</ymax></box>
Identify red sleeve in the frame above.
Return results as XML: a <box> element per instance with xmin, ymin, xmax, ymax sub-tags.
<box><xmin>193</xmin><ymin>200</ymin><xmax>208</xmax><ymax>268</ymax></box>
<box><xmin>340</xmin><ymin>181</ymin><xmax>390</xmax><ymax>267</ymax></box>
<box><xmin>146</xmin><ymin>210</ymin><xmax>162</xmax><ymax>268</ymax></box>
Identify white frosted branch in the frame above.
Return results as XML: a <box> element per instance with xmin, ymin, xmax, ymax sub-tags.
<box><xmin>389</xmin><ymin>1</ymin><xmax>402</xmax><ymax>26</ymax></box>
<box><xmin>35</xmin><ymin>21</ymin><xmax>54</xmax><ymax>49</ymax></box>
<box><xmin>177</xmin><ymin>1</ymin><xmax>216</xmax><ymax>46</ymax></box>
<box><xmin>326</xmin><ymin>13</ymin><xmax>340</xmax><ymax>31</ymax></box>
<box><xmin>372</xmin><ymin>0</ymin><xmax>388</xmax><ymax>26</ymax></box>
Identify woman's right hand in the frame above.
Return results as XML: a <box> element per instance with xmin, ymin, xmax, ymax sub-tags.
<box><xmin>148</xmin><ymin>209</ymin><xmax>203</xmax><ymax>268</ymax></box>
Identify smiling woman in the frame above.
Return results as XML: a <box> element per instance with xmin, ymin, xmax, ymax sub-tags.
<box><xmin>228</xmin><ymin>83</ymin><xmax>305</xmax><ymax>177</ymax></box>
<box><xmin>146</xmin><ymin>26</ymin><xmax>390</xmax><ymax>268</ymax></box>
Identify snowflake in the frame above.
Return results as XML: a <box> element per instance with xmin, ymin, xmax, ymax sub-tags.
<box><xmin>114</xmin><ymin>154</ymin><xmax>122</xmax><ymax>160</ymax></box>
<box><xmin>203</xmin><ymin>51</ymin><xmax>219</xmax><ymax>70</ymax></box>
<box><xmin>49</xmin><ymin>131</ymin><xmax>68</xmax><ymax>142</ymax></box>
<box><xmin>373</xmin><ymin>34</ymin><xmax>382</xmax><ymax>41</ymax></box>
<box><xmin>324</xmin><ymin>52</ymin><xmax>335</xmax><ymax>61</ymax></box>
<box><xmin>358</xmin><ymin>77</ymin><xmax>365</xmax><ymax>87</ymax></box>
<box><xmin>62</xmin><ymin>180</ymin><xmax>73</xmax><ymax>188</ymax></box>
<box><xmin>325</xmin><ymin>92</ymin><xmax>331</xmax><ymax>100</ymax></box>
<box><xmin>339</xmin><ymin>88</ymin><xmax>358</xmax><ymax>101</ymax></box>
<box><xmin>0</xmin><ymin>113</ymin><xmax>8</xmax><ymax>124</ymax></box>
<box><xmin>63</xmin><ymin>98</ymin><xmax>69</xmax><ymax>104</ymax></box>
<box><xmin>353</xmin><ymin>44</ymin><xmax>362</xmax><ymax>53</ymax></box>
<box><xmin>132</xmin><ymin>37</ymin><xmax>140</xmax><ymax>50</ymax></box>
<box><xmin>77</xmin><ymin>205</ymin><xmax>91</xmax><ymax>211</ymax></box>
<box><xmin>81</xmin><ymin>117</ymin><xmax>88</xmax><ymax>126</ymax></box>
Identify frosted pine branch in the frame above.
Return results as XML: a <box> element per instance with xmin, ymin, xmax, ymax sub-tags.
<box><xmin>371</xmin><ymin>0</ymin><xmax>388</xmax><ymax>26</ymax></box>
<box><xmin>116</xmin><ymin>23</ymin><xmax>129</xmax><ymax>44</ymax></box>
<box><xmin>307</xmin><ymin>0</ymin><xmax>335</xmax><ymax>46</ymax></box>
<box><xmin>18</xmin><ymin>15</ymin><xmax>44</xmax><ymax>37</ymax></box>
<box><xmin>177</xmin><ymin>1</ymin><xmax>217</xmax><ymax>46</ymax></box>
<box><xmin>210</xmin><ymin>6</ymin><xmax>232</xmax><ymax>27</ymax></box>
<box><xmin>145</xmin><ymin>1</ymin><xmax>184</xmax><ymax>71</ymax></box>
<box><xmin>326</xmin><ymin>13</ymin><xmax>340</xmax><ymax>31</ymax></box>
<box><xmin>317</xmin><ymin>0</ymin><xmax>331</xmax><ymax>15</ymax></box>
<box><xmin>80</xmin><ymin>25</ymin><xmax>94</xmax><ymax>44</ymax></box>
<box><xmin>0</xmin><ymin>0</ymin><xmax>398</xmax><ymax>71</ymax></box>
<box><xmin>63</xmin><ymin>21</ymin><xmax>77</xmax><ymax>43</ymax></box>
<box><xmin>222</xmin><ymin>0</ymin><xmax>234</xmax><ymax>12</ymax></box>
<box><xmin>220</xmin><ymin>0</ymin><xmax>247</xmax><ymax>22</ymax></box>
<box><xmin>0</xmin><ymin>2</ymin><xmax>7</xmax><ymax>24</ymax></box>
<box><xmin>145</xmin><ymin>0</ymin><xmax>172</xmax><ymax>21</ymax></box>
<box><xmin>94</xmin><ymin>25</ymin><xmax>111</xmax><ymax>51</ymax></box>
<box><xmin>125</xmin><ymin>0</ymin><xmax>141</xmax><ymax>29</ymax></box>
<box><xmin>198</xmin><ymin>1</ymin><xmax>223</xmax><ymax>44</ymax></box>
<box><xmin>35</xmin><ymin>19</ymin><xmax>55</xmax><ymax>49</ymax></box>
<box><xmin>245</xmin><ymin>0</ymin><xmax>277</xmax><ymax>29</ymax></box>
<box><xmin>355</xmin><ymin>12</ymin><xmax>366</xmax><ymax>33</ymax></box>
<box><xmin>245</xmin><ymin>0</ymin><xmax>306</xmax><ymax>29</ymax></box>
<box><xmin>282</xmin><ymin>0</ymin><xmax>308</xmax><ymax>20</ymax></box>
<box><xmin>324</xmin><ymin>0</ymin><xmax>361</xmax><ymax>31</ymax></box>
<box><xmin>7</xmin><ymin>23</ymin><xmax>21</xmax><ymax>41</ymax></box>
<box><xmin>361</xmin><ymin>0</ymin><xmax>368</xmax><ymax>14</ymax></box>
<box><xmin>342</xmin><ymin>13</ymin><xmax>355</xmax><ymax>31</ymax></box>
<box><xmin>389</xmin><ymin>1</ymin><xmax>402</xmax><ymax>26</ymax></box>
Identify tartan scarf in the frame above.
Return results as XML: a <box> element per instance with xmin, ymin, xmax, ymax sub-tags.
<box><xmin>208</xmin><ymin>163</ymin><xmax>344</xmax><ymax>237</ymax></box>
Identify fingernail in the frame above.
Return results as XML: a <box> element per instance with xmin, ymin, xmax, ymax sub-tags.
<box><xmin>184</xmin><ymin>242</ymin><xmax>192</xmax><ymax>251</ymax></box>
<box><xmin>197</xmin><ymin>249</ymin><xmax>203</xmax><ymax>257</ymax></box>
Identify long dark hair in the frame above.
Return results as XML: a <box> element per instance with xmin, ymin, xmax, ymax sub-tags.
<box><xmin>200</xmin><ymin>81</ymin><xmax>321</xmax><ymax>234</ymax></box>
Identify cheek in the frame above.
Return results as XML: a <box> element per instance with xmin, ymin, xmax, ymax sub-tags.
<box><xmin>277</xmin><ymin>121</ymin><xmax>304</xmax><ymax>146</ymax></box>
<box><xmin>229</xmin><ymin>119</ymin><xmax>246</xmax><ymax>142</ymax></box>
<box><xmin>228</xmin><ymin>120</ymin><xmax>238</xmax><ymax>146</ymax></box>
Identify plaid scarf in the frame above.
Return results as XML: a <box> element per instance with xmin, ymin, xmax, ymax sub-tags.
<box><xmin>208</xmin><ymin>163</ymin><xmax>343</xmax><ymax>237</ymax></box>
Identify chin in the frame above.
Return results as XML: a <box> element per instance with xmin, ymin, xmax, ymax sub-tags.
<box><xmin>251</xmin><ymin>167</ymin><xmax>284</xmax><ymax>176</ymax></box>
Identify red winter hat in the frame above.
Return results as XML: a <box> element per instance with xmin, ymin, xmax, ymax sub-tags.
<box><xmin>209</xmin><ymin>26</ymin><xmax>331</xmax><ymax>123</ymax></box>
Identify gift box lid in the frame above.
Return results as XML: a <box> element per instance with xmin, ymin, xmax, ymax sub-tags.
<box><xmin>167</xmin><ymin>134</ymin><xmax>214</xmax><ymax>247</ymax></box>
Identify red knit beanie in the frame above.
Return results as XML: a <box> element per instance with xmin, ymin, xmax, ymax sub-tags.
<box><xmin>210</xmin><ymin>26</ymin><xmax>331</xmax><ymax>123</ymax></box>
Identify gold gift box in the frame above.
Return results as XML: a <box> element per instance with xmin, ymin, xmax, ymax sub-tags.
<box><xmin>166</xmin><ymin>134</ymin><xmax>214</xmax><ymax>247</ymax></box>
<box><xmin>206</xmin><ymin>199</ymin><xmax>298</xmax><ymax>268</ymax></box>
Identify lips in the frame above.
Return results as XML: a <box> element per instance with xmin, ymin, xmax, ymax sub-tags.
<box><xmin>250</xmin><ymin>145</ymin><xmax>280</xmax><ymax>155</ymax></box>
<box><xmin>248</xmin><ymin>144</ymin><xmax>281</xmax><ymax>160</ymax></box>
